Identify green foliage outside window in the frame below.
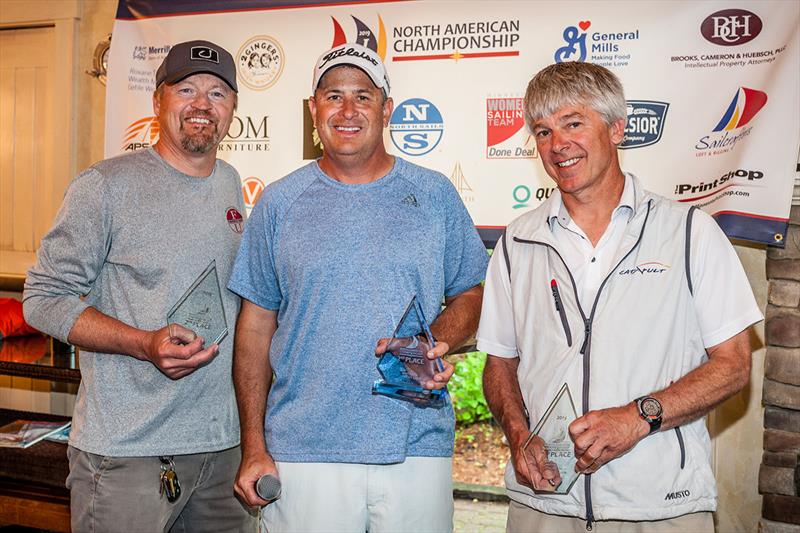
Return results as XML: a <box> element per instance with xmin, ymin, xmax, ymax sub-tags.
<box><xmin>449</xmin><ymin>351</ymin><xmax>492</xmax><ymax>426</ymax></box>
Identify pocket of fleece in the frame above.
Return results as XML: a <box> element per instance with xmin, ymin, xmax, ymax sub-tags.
<box><xmin>0</xmin><ymin>298</ymin><xmax>39</xmax><ymax>339</ymax></box>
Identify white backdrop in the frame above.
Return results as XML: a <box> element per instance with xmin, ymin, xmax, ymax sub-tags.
<box><xmin>105</xmin><ymin>0</ymin><xmax>800</xmax><ymax>246</ymax></box>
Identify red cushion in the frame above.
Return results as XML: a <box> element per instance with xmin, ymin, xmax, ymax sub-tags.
<box><xmin>0</xmin><ymin>298</ymin><xmax>38</xmax><ymax>338</ymax></box>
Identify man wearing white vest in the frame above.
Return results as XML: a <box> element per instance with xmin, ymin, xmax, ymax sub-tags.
<box><xmin>478</xmin><ymin>61</ymin><xmax>762</xmax><ymax>532</ymax></box>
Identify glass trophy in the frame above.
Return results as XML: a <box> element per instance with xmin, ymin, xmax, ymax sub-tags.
<box><xmin>372</xmin><ymin>295</ymin><xmax>446</xmax><ymax>408</ymax></box>
<box><xmin>167</xmin><ymin>260</ymin><xmax>228</xmax><ymax>346</ymax></box>
<box><xmin>524</xmin><ymin>382</ymin><xmax>580</xmax><ymax>494</ymax></box>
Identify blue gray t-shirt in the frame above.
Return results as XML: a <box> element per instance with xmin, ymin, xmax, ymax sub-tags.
<box><xmin>228</xmin><ymin>158</ymin><xmax>488</xmax><ymax>463</ymax></box>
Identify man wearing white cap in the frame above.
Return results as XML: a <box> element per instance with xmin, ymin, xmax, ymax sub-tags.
<box><xmin>228</xmin><ymin>43</ymin><xmax>488</xmax><ymax>531</ymax></box>
<box><xmin>24</xmin><ymin>40</ymin><xmax>256</xmax><ymax>532</ymax></box>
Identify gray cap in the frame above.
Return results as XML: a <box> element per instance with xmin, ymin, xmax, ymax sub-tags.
<box><xmin>312</xmin><ymin>43</ymin><xmax>390</xmax><ymax>96</ymax></box>
<box><xmin>156</xmin><ymin>40</ymin><xmax>238</xmax><ymax>92</ymax></box>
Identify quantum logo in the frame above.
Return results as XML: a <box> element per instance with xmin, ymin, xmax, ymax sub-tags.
<box><xmin>330</xmin><ymin>15</ymin><xmax>387</xmax><ymax>60</ymax></box>
<box><xmin>122</xmin><ymin>116</ymin><xmax>159</xmax><ymax>151</ymax></box>
<box><xmin>696</xmin><ymin>87</ymin><xmax>767</xmax><ymax>156</ymax></box>
<box><xmin>241</xmin><ymin>177</ymin><xmax>265</xmax><ymax>209</ymax></box>
<box><xmin>620</xmin><ymin>101</ymin><xmax>669</xmax><ymax>150</ymax></box>
<box><xmin>486</xmin><ymin>98</ymin><xmax>536</xmax><ymax>159</ymax></box>
<box><xmin>389</xmin><ymin>98</ymin><xmax>444</xmax><ymax>157</ymax></box>
<box><xmin>701</xmin><ymin>9</ymin><xmax>762</xmax><ymax>46</ymax></box>
<box><xmin>618</xmin><ymin>261</ymin><xmax>671</xmax><ymax>276</ymax></box>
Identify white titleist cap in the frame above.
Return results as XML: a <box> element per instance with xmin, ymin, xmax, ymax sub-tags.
<box><xmin>312</xmin><ymin>43</ymin><xmax>390</xmax><ymax>96</ymax></box>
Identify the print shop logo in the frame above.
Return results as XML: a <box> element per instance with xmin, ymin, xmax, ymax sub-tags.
<box><xmin>701</xmin><ymin>9</ymin><xmax>762</xmax><ymax>46</ymax></box>
<box><xmin>674</xmin><ymin>169</ymin><xmax>763</xmax><ymax>202</ymax></box>
<box><xmin>620</xmin><ymin>101</ymin><xmax>669</xmax><ymax>150</ymax></box>
<box><xmin>389</xmin><ymin>98</ymin><xmax>444</xmax><ymax>157</ymax></box>
<box><xmin>122</xmin><ymin>116</ymin><xmax>159</xmax><ymax>151</ymax></box>
<box><xmin>695</xmin><ymin>87</ymin><xmax>767</xmax><ymax>157</ymax></box>
<box><xmin>330</xmin><ymin>14</ymin><xmax>387</xmax><ymax>59</ymax></box>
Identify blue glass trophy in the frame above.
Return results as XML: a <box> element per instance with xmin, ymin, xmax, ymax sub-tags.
<box><xmin>372</xmin><ymin>295</ymin><xmax>447</xmax><ymax>408</ymax></box>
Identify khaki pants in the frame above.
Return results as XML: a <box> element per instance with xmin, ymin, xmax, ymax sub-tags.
<box><xmin>67</xmin><ymin>445</ymin><xmax>257</xmax><ymax>533</ymax></box>
<box><xmin>507</xmin><ymin>500</ymin><xmax>713</xmax><ymax>533</ymax></box>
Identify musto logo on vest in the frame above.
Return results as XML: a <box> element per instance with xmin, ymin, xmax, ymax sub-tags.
<box><xmin>389</xmin><ymin>98</ymin><xmax>444</xmax><ymax>157</ymax></box>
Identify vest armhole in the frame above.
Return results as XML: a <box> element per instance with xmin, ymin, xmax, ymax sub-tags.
<box><xmin>501</xmin><ymin>229</ymin><xmax>511</xmax><ymax>283</ymax></box>
<box><xmin>685</xmin><ymin>206</ymin><xmax>698</xmax><ymax>296</ymax></box>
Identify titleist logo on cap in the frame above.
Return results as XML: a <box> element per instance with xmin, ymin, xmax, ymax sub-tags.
<box><xmin>190</xmin><ymin>46</ymin><xmax>219</xmax><ymax>63</ymax></box>
<box><xmin>319</xmin><ymin>46</ymin><xmax>379</xmax><ymax>68</ymax></box>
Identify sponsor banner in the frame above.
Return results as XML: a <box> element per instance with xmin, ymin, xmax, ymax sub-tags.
<box><xmin>107</xmin><ymin>0</ymin><xmax>799</xmax><ymax>246</ymax></box>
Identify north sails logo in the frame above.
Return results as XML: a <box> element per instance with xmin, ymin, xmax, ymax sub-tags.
<box><xmin>664</xmin><ymin>489</ymin><xmax>690</xmax><ymax>501</ymax></box>
<box><xmin>619</xmin><ymin>261</ymin><xmax>670</xmax><ymax>276</ymax></box>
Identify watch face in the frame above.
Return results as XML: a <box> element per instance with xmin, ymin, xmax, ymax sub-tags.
<box><xmin>641</xmin><ymin>398</ymin><xmax>662</xmax><ymax>418</ymax></box>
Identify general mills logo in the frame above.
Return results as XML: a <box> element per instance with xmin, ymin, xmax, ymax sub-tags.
<box><xmin>701</xmin><ymin>9</ymin><xmax>762</xmax><ymax>46</ymax></box>
<box><xmin>554</xmin><ymin>21</ymin><xmax>590</xmax><ymax>63</ymax></box>
<box><xmin>620</xmin><ymin>101</ymin><xmax>669</xmax><ymax>150</ymax></box>
<box><xmin>389</xmin><ymin>98</ymin><xmax>444</xmax><ymax>157</ymax></box>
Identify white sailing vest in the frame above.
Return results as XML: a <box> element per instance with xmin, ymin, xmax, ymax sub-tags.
<box><xmin>500</xmin><ymin>177</ymin><xmax>716</xmax><ymax>522</ymax></box>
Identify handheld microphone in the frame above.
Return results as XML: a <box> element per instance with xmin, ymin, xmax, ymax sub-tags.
<box><xmin>255</xmin><ymin>474</ymin><xmax>282</xmax><ymax>502</ymax></box>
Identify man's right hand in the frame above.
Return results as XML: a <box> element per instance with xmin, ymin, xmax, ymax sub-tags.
<box><xmin>235</xmin><ymin>449</ymin><xmax>279</xmax><ymax>507</ymax></box>
<box><xmin>511</xmin><ymin>433</ymin><xmax>562</xmax><ymax>492</ymax></box>
<box><xmin>141</xmin><ymin>323</ymin><xmax>218</xmax><ymax>379</ymax></box>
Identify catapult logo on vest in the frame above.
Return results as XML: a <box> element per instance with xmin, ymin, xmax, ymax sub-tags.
<box><xmin>695</xmin><ymin>87</ymin><xmax>767</xmax><ymax>157</ymax></box>
<box><xmin>553</xmin><ymin>20</ymin><xmax>640</xmax><ymax>68</ymax></box>
<box><xmin>389</xmin><ymin>98</ymin><xmax>444</xmax><ymax>157</ymax></box>
<box><xmin>618</xmin><ymin>261</ymin><xmax>671</xmax><ymax>276</ymax></box>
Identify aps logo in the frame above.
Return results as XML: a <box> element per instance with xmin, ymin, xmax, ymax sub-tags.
<box><xmin>701</xmin><ymin>9</ymin><xmax>762</xmax><ymax>46</ymax></box>
<box><xmin>330</xmin><ymin>14</ymin><xmax>387</xmax><ymax>60</ymax></box>
<box><xmin>389</xmin><ymin>98</ymin><xmax>444</xmax><ymax>157</ymax></box>
<box><xmin>241</xmin><ymin>177</ymin><xmax>265</xmax><ymax>209</ymax></box>
<box><xmin>620</xmin><ymin>101</ymin><xmax>669</xmax><ymax>150</ymax></box>
<box><xmin>122</xmin><ymin>117</ymin><xmax>159</xmax><ymax>151</ymax></box>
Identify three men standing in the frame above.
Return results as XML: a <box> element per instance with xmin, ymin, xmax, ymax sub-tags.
<box><xmin>478</xmin><ymin>62</ymin><xmax>762</xmax><ymax>532</ymax></box>
<box><xmin>228</xmin><ymin>43</ymin><xmax>487</xmax><ymax>532</ymax></box>
<box><xmin>24</xmin><ymin>41</ymin><xmax>256</xmax><ymax>532</ymax></box>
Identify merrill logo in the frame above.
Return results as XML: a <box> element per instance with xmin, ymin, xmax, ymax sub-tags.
<box><xmin>701</xmin><ymin>9</ymin><xmax>762</xmax><ymax>46</ymax></box>
<box><xmin>319</xmin><ymin>47</ymin><xmax>379</xmax><ymax>69</ymax></box>
<box><xmin>664</xmin><ymin>490</ymin><xmax>690</xmax><ymax>501</ymax></box>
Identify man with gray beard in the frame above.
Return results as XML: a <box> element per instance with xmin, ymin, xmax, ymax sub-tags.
<box><xmin>23</xmin><ymin>41</ymin><xmax>256</xmax><ymax>532</ymax></box>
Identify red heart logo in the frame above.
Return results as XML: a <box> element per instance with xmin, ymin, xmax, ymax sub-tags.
<box><xmin>579</xmin><ymin>20</ymin><xmax>591</xmax><ymax>31</ymax></box>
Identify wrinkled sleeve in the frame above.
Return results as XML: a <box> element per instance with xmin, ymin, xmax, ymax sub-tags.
<box><xmin>227</xmin><ymin>189</ymin><xmax>281</xmax><ymax>311</ymax></box>
<box><xmin>476</xmin><ymin>236</ymin><xmax>518</xmax><ymax>357</ymax></box>
<box><xmin>23</xmin><ymin>169</ymin><xmax>113</xmax><ymax>342</ymax></box>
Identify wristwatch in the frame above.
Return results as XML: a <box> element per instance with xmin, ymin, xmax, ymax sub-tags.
<box><xmin>635</xmin><ymin>396</ymin><xmax>663</xmax><ymax>434</ymax></box>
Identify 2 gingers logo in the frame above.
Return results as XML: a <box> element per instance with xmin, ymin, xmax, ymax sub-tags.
<box><xmin>554</xmin><ymin>20</ymin><xmax>639</xmax><ymax>68</ymax></box>
<box><xmin>695</xmin><ymin>87</ymin><xmax>767</xmax><ymax>156</ymax></box>
<box><xmin>330</xmin><ymin>15</ymin><xmax>387</xmax><ymax>60</ymax></box>
<box><xmin>486</xmin><ymin>98</ymin><xmax>536</xmax><ymax>159</ymax></box>
<box><xmin>122</xmin><ymin>117</ymin><xmax>159</xmax><ymax>151</ymax></box>
<box><xmin>236</xmin><ymin>36</ymin><xmax>285</xmax><ymax>91</ymax></box>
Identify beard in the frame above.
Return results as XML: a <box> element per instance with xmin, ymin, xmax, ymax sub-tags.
<box><xmin>179</xmin><ymin>115</ymin><xmax>220</xmax><ymax>153</ymax></box>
